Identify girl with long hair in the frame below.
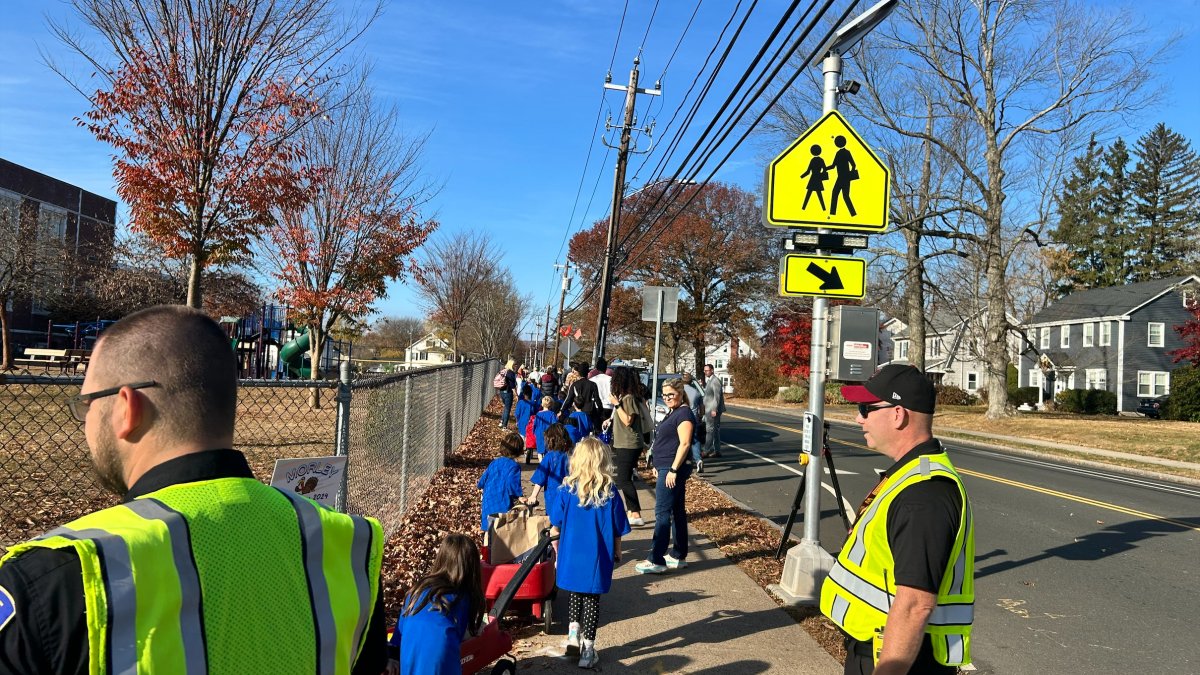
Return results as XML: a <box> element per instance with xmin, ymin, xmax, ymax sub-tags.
<box><xmin>387</xmin><ymin>533</ymin><xmax>485</xmax><ymax>675</ymax></box>
<box><xmin>547</xmin><ymin>437</ymin><xmax>631</xmax><ymax>669</ymax></box>
<box><xmin>603</xmin><ymin>366</ymin><xmax>647</xmax><ymax>525</ymax></box>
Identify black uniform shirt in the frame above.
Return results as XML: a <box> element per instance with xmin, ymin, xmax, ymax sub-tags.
<box><xmin>0</xmin><ymin>449</ymin><xmax>386</xmax><ymax>675</ymax></box>
<box><xmin>845</xmin><ymin>438</ymin><xmax>965</xmax><ymax>673</ymax></box>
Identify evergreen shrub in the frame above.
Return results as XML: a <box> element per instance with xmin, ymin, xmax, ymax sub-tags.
<box><xmin>1163</xmin><ymin>365</ymin><xmax>1200</xmax><ymax>422</ymax></box>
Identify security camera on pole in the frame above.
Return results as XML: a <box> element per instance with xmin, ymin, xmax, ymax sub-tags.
<box><xmin>765</xmin><ymin>0</ymin><xmax>897</xmax><ymax>606</ymax></box>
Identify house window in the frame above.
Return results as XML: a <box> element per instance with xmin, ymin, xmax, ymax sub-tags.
<box><xmin>715</xmin><ymin>358</ymin><xmax>724</xmax><ymax>369</ymax></box>
<box><xmin>720</xmin><ymin>375</ymin><xmax>730</xmax><ymax>387</ymax></box>
<box><xmin>1085</xmin><ymin>369</ymin><xmax>1106</xmax><ymax>390</ymax></box>
<box><xmin>1099</xmin><ymin>322</ymin><xmax>1111</xmax><ymax>346</ymax></box>
<box><xmin>1028</xmin><ymin>369</ymin><xmax>1042</xmax><ymax>388</ymax></box>
<box><xmin>930</xmin><ymin>338</ymin><xmax>943</xmax><ymax>357</ymax></box>
<box><xmin>419</xmin><ymin>351</ymin><xmax>429</xmax><ymax>360</ymax></box>
<box><xmin>1148</xmin><ymin>323</ymin><xmax>1164</xmax><ymax>348</ymax></box>
<box><xmin>966</xmin><ymin>372</ymin><xmax>978</xmax><ymax>391</ymax></box>
<box><xmin>1060</xmin><ymin>326</ymin><xmax>1070</xmax><ymax>348</ymax></box>
<box><xmin>1040</xmin><ymin>327</ymin><xmax>1050</xmax><ymax>349</ymax></box>
<box><xmin>1083</xmin><ymin>323</ymin><xmax>1094</xmax><ymax>347</ymax></box>
<box><xmin>1066</xmin><ymin>372</ymin><xmax>1075</xmax><ymax>389</ymax></box>
<box><xmin>897</xmin><ymin>340</ymin><xmax>909</xmax><ymax>360</ymax></box>
<box><xmin>1137</xmin><ymin>371</ymin><xmax>1169</xmax><ymax>397</ymax></box>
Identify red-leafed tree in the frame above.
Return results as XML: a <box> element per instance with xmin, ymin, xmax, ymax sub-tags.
<box><xmin>263</xmin><ymin>86</ymin><xmax>436</xmax><ymax>395</ymax></box>
<box><xmin>52</xmin><ymin>0</ymin><xmax>381</xmax><ymax>308</ymax></box>
<box><xmin>765</xmin><ymin>301</ymin><xmax>814</xmax><ymax>380</ymax></box>
<box><xmin>1173</xmin><ymin>306</ymin><xmax>1200</xmax><ymax>366</ymax></box>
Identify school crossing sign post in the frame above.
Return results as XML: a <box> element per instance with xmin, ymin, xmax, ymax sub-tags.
<box><xmin>763</xmin><ymin>110</ymin><xmax>889</xmax><ymax>232</ymax></box>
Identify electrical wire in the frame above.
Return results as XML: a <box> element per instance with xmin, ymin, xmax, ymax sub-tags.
<box><xmin>610</xmin><ymin>0</ymin><xmax>629</xmax><ymax>71</ymax></box>
<box><xmin>638</xmin><ymin>0</ymin><xmax>662</xmax><ymax>54</ymax></box>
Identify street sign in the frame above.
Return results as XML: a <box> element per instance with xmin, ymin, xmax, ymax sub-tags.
<box><xmin>641</xmin><ymin>285</ymin><xmax>679</xmax><ymax>323</ymax></box>
<box><xmin>763</xmin><ymin>110</ymin><xmax>890</xmax><ymax>232</ymax></box>
<box><xmin>560</xmin><ymin>337</ymin><xmax>580</xmax><ymax>359</ymax></box>
<box><xmin>779</xmin><ymin>254</ymin><xmax>866</xmax><ymax>299</ymax></box>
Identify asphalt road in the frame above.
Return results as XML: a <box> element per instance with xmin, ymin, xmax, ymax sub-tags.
<box><xmin>706</xmin><ymin>403</ymin><xmax>1200</xmax><ymax>675</ymax></box>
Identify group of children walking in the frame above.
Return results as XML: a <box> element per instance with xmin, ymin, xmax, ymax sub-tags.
<box><xmin>390</xmin><ymin>400</ymin><xmax>655</xmax><ymax>673</ymax></box>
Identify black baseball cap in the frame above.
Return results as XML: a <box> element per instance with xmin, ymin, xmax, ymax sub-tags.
<box><xmin>840</xmin><ymin>364</ymin><xmax>937</xmax><ymax>414</ymax></box>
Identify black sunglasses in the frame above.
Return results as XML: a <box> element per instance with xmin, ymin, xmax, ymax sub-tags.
<box><xmin>67</xmin><ymin>381</ymin><xmax>158</xmax><ymax>423</ymax></box>
<box><xmin>857</xmin><ymin>402</ymin><xmax>898</xmax><ymax>418</ymax></box>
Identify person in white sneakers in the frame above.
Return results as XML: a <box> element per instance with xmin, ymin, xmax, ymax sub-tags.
<box><xmin>547</xmin><ymin>437</ymin><xmax>631</xmax><ymax>669</ymax></box>
<box><xmin>635</xmin><ymin>378</ymin><xmax>695</xmax><ymax>575</ymax></box>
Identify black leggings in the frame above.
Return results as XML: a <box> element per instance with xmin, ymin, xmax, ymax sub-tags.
<box><xmin>568</xmin><ymin>592</ymin><xmax>601</xmax><ymax>640</ymax></box>
<box><xmin>611</xmin><ymin>446</ymin><xmax>643</xmax><ymax>512</ymax></box>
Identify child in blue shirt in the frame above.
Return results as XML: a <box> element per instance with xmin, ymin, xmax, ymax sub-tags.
<box><xmin>547</xmin><ymin>436</ymin><xmax>631</xmax><ymax>669</ymax></box>
<box><xmin>532</xmin><ymin>396</ymin><xmax>559</xmax><ymax>461</ymax></box>
<box><xmin>565</xmin><ymin>401</ymin><xmax>593</xmax><ymax>445</ymax></box>
<box><xmin>525</xmin><ymin>423</ymin><xmax>572</xmax><ymax>508</ymax></box>
<box><xmin>386</xmin><ymin>533</ymin><xmax>484</xmax><ymax>675</ymax></box>
<box><xmin>476</xmin><ymin>432</ymin><xmax>524</xmax><ymax>531</ymax></box>
<box><xmin>514</xmin><ymin>389</ymin><xmax>538</xmax><ymax>463</ymax></box>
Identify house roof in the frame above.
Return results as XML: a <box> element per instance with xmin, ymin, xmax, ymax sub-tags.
<box><xmin>1028</xmin><ymin>275</ymin><xmax>1199</xmax><ymax>325</ymax></box>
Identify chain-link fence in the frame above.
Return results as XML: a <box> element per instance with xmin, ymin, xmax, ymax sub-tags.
<box><xmin>342</xmin><ymin>359</ymin><xmax>498</xmax><ymax>537</ymax></box>
<box><xmin>1</xmin><ymin>360</ymin><xmax>498</xmax><ymax>552</ymax></box>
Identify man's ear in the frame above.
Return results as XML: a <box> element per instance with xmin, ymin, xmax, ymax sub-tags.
<box><xmin>112</xmin><ymin>386</ymin><xmax>146</xmax><ymax>440</ymax></box>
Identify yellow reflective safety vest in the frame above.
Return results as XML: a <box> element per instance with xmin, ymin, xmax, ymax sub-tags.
<box><xmin>820</xmin><ymin>449</ymin><xmax>975</xmax><ymax>667</ymax></box>
<box><xmin>0</xmin><ymin>477</ymin><xmax>383</xmax><ymax>675</ymax></box>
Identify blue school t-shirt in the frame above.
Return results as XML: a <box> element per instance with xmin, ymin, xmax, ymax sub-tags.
<box><xmin>565</xmin><ymin>410</ymin><xmax>593</xmax><ymax>444</ymax></box>
<box><xmin>531</xmin><ymin>450</ymin><xmax>570</xmax><ymax>498</ymax></box>
<box><xmin>390</xmin><ymin>590</ymin><xmax>472</xmax><ymax>675</ymax></box>
<box><xmin>533</xmin><ymin>410</ymin><xmax>558</xmax><ymax>454</ymax></box>
<box><xmin>477</xmin><ymin>456</ymin><xmax>522</xmax><ymax>531</ymax></box>
<box><xmin>548</xmin><ymin>484</ymin><xmax>631</xmax><ymax>594</ymax></box>
<box><xmin>514</xmin><ymin>398</ymin><xmax>536</xmax><ymax>438</ymax></box>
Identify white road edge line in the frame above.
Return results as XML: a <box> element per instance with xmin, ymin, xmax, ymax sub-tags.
<box><xmin>723</xmin><ymin>441</ymin><xmax>858</xmax><ymax>519</ymax></box>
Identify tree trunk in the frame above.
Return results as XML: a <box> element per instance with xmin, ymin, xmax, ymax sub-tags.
<box><xmin>693</xmin><ymin>337</ymin><xmax>705</xmax><ymax>377</ymax></box>
<box><xmin>308</xmin><ymin>324</ymin><xmax>323</xmax><ymax>410</ymax></box>
<box><xmin>0</xmin><ymin>296</ymin><xmax>11</xmax><ymax>370</ymax></box>
<box><xmin>904</xmin><ymin>227</ymin><xmax>926</xmax><ymax>370</ymax></box>
<box><xmin>186</xmin><ymin>255</ymin><xmax>203</xmax><ymax>309</ymax></box>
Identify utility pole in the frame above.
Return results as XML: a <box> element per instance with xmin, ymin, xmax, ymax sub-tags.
<box><xmin>532</xmin><ymin>319</ymin><xmax>543</xmax><ymax>369</ymax></box>
<box><xmin>540</xmin><ymin>304</ymin><xmax>551</xmax><ymax>370</ymax></box>
<box><xmin>554</xmin><ymin>261</ymin><xmax>571</xmax><ymax>372</ymax></box>
<box><xmin>593</xmin><ymin>56</ymin><xmax>660</xmax><ymax>367</ymax></box>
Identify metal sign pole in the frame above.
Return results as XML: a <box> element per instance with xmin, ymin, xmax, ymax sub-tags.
<box><xmin>650</xmin><ymin>288</ymin><xmax>665</xmax><ymax>428</ymax></box>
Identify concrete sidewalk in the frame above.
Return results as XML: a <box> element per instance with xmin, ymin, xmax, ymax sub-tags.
<box><xmin>511</xmin><ymin>464</ymin><xmax>840</xmax><ymax>674</ymax></box>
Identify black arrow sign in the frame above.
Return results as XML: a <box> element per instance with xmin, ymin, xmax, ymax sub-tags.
<box><xmin>806</xmin><ymin>262</ymin><xmax>844</xmax><ymax>290</ymax></box>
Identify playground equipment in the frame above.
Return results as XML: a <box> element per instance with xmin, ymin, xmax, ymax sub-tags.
<box><xmin>222</xmin><ymin>305</ymin><xmax>352</xmax><ymax>379</ymax></box>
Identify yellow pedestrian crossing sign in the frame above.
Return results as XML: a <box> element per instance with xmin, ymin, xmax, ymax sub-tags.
<box><xmin>779</xmin><ymin>254</ymin><xmax>866</xmax><ymax>299</ymax></box>
<box><xmin>764</xmin><ymin>111</ymin><xmax>889</xmax><ymax>232</ymax></box>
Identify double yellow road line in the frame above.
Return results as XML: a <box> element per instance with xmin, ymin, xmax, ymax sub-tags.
<box><xmin>724</xmin><ymin>411</ymin><xmax>1200</xmax><ymax>534</ymax></box>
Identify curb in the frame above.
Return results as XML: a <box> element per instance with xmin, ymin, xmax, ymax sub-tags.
<box><xmin>729</xmin><ymin>400</ymin><xmax>1200</xmax><ymax>488</ymax></box>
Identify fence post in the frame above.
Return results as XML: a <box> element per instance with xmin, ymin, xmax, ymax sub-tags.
<box><xmin>334</xmin><ymin>360</ymin><xmax>352</xmax><ymax>513</ymax></box>
<box><xmin>400</xmin><ymin>375</ymin><xmax>412</xmax><ymax>511</ymax></box>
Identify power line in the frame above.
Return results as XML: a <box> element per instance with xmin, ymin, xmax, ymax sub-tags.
<box><xmin>638</xmin><ymin>0</ymin><xmax>662</xmax><ymax>54</ymax></box>
<box><xmin>609</xmin><ymin>0</ymin><xmax>630</xmax><ymax>70</ymax></box>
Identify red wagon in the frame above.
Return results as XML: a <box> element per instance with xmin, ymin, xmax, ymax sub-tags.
<box><xmin>460</xmin><ymin>530</ymin><xmax>558</xmax><ymax>675</ymax></box>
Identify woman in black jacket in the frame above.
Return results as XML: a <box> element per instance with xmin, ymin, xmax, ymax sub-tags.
<box><xmin>560</xmin><ymin>362</ymin><xmax>602</xmax><ymax>428</ymax></box>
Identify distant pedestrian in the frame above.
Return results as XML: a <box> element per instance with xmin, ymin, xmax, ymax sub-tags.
<box><xmin>495</xmin><ymin>358</ymin><xmax>517</xmax><ymax>429</ymax></box>
<box><xmin>548</xmin><ymin>437</ymin><xmax>631</xmax><ymax>669</ymax></box>
<box><xmin>589</xmin><ymin>357</ymin><xmax>614</xmax><ymax>428</ymax></box>
<box><xmin>681</xmin><ymin>372</ymin><xmax>707</xmax><ymax>470</ymax></box>
<box><xmin>541</xmin><ymin>365</ymin><xmax>561</xmax><ymax>400</ymax></box>
<box><xmin>636</xmin><ymin>378</ymin><xmax>695</xmax><ymax>575</ymax></box>
<box><xmin>386</xmin><ymin>534</ymin><xmax>485</xmax><ymax>675</ymax></box>
<box><xmin>561</xmin><ymin>363</ymin><xmax>602</xmax><ymax>428</ymax></box>
<box><xmin>701</xmin><ymin>364</ymin><xmax>726</xmax><ymax>459</ymax></box>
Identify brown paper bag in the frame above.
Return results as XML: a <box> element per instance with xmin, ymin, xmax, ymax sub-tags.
<box><xmin>487</xmin><ymin>504</ymin><xmax>550</xmax><ymax>565</ymax></box>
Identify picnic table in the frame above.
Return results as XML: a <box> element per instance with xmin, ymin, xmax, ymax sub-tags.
<box><xmin>13</xmin><ymin>348</ymin><xmax>91</xmax><ymax>374</ymax></box>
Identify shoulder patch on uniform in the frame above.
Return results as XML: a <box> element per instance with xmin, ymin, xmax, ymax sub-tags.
<box><xmin>0</xmin><ymin>584</ymin><xmax>15</xmax><ymax>633</ymax></box>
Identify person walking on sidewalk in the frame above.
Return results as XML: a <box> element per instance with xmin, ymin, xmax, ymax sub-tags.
<box><xmin>604</xmin><ymin>366</ymin><xmax>647</xmax><ymax>526</ymax></box>
<box><xmin>701</xmin><ymin>364</ymin><xmax>726</xmax><ymax>458</ymax></box>
<box><xmin>548</xmin><ymin>437</ymin><xmax>631</xmax><ymax>669</ymax></box>
<box><xmin>636</xmin><ymin>378</ymin><xmax>695</xmax><ymax>575</ymax></box>
<box><xmin>496</xmin><ymin>359</ymin><xmax>517</xmax><ymax>429</ymax></box>
<box><xmin>823</xmin><ymin>364</ymin><xmax>975</xmax><ymax>675</ymax></box>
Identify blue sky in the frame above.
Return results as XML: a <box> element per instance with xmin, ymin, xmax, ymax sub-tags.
<box><xmin>2</xmin><ymin>0</ymin><xmax>1198</xmax><ymax>336</ymax></box>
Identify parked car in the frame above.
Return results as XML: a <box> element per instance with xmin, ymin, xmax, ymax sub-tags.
<box><xmin>1136</xmin><ymin>396</ymin><xmax>1167</xmax><ymax>419</ymax></box>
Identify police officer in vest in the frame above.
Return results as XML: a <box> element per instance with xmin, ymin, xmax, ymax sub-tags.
<box><xmin>823</xmin><ymin>364</ymin><xmax>975</xmax><ymax>675</ymax></box>
<box><xmin>0</xmin><ymin>305</ymin><xmax>387</xmax><ymax>674</ymax></box>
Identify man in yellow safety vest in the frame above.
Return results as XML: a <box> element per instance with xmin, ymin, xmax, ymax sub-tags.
<box><xmin>0</xmin><ymin>305</ymin><xmax>386</xmax><ymax>674</ymax></box>
<box><xmin>822</xmin><ymin>364</ymin><xmax>975</xmax><ymax>675</ymax></box>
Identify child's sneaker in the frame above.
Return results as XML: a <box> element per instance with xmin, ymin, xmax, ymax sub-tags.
<box><xmin>578</xmin><ymin>639</ymin><xmax>599</xmax><ymax>669</ymax></box>
<box><xmin>628</xmin><ymin>515</ymin><xmax>645</xmax><ymax>527</ymax></box>
<box><xmin>635</xmin><ymin>560</ymin><xmax>667</xmax><ymax>574</ymax></box>
<box><xmin>564</xmin><ymin>621</ymin><xmax>580</xmax><ymax>657</ymax></box>
<box><xmin>664</xmin><ymin>553</ymin><xmax>687</xmax><ymax>569</ymax></box>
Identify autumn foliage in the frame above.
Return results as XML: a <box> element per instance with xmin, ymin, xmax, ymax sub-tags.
<box><xmin>1172</xmin><ymin>306</ymin><xmax>1200</xmax><ymax>366</ymax></box>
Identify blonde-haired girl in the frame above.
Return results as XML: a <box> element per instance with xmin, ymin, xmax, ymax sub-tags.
<box><xmin>547</xmin><ymin>436</ymin><xmax>631</xmax><ymax>669</ymax></box>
